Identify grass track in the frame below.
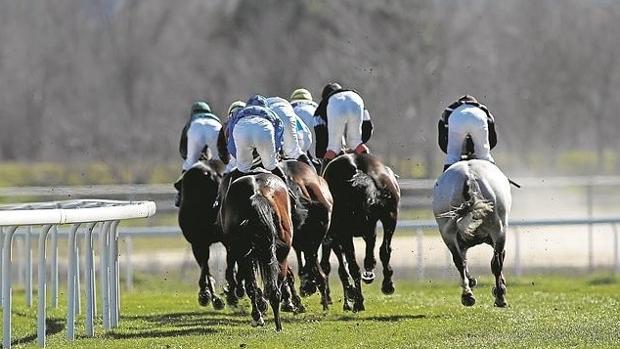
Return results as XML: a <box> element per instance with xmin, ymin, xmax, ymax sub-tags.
<box><xmin>3</xmin><ymin>275</ymin><xmax>620</xmax><ymax>348</ymax></box>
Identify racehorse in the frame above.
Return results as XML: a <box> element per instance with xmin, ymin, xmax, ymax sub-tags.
<box><xmin>177</xmin><ymin>159</ymin><xmax>226</xmax><ymax>309</ymax></box>
<box><xmin>432</xmin><ymin>159</ymin><xmax>511</xmax><ymax>307</ymax></box>
<box><xmin>220</xmin><ymin>172</ymin><xmax>293</xmax><ymax>331</ymax></box>
<box><xmin>282</xmin><ymin>160</ymin><xmax>333</xmax><ymax>310</ymax></box>
<box><xmin>320</xmin><ymin>153</ymin><xmax>400</xmax><ymax>312</ymax></box>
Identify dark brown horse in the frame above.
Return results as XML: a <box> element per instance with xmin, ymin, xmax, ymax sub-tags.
<box><xmin>320</xmin><ymin>153</ymin><xmax>400</xmax><ymax>312</ymax></box>
<box><xmin>177</xmin><ymin>159</ymin><xmax>226</xmax><ymax>309</ymax></box>
<box><xmin>220</xmin><ymin>172</ymin><xmax>293</xmax><ymax>331</ymax></box>
<box><xmin>282</xmin><ymin>160</ymin><xmax>333</xmax><ymax>310</ymax></box>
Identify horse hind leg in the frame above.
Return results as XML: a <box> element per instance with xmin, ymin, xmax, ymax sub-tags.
<box><xmin>342</xmin><ymin>237</ymin><xmax>365</xmax><ymax>312</ymax></box>
<box><xmin>192</xmin><ymin>244</ymin><xmax>211</xmax><ymax>307</ymax></box>
<box><xmin>379</xmin><ymin>217</ymin><xmax>396</xmax><ymax>295</ymax></box>
<box><xmin>449</xmin><ymin>244</ymin><xmax>475</xmax><ymax>306</ymax></box>
<box><xmin>319</xmin><ymin>238</ymin><xmax>333</xmax><ymax>304</ymax></box>
<box><xmin>491</xmin><ymin>245</ymin><xmax>507</xmax><ymax>307</ymax></box>
<box><xmin>362</xmin><ymin>231</ymin><xmax>377</xmax><ymax>284</ymax></box>
<box><xmin>332</xmin><ymin>243</ymin><xmax>355</xmax><ymax>311</ymax></box>
<box><xmin>310</xmin><ymin>253</ymin><xmax>330</xmax><ymax>310</ymax></box>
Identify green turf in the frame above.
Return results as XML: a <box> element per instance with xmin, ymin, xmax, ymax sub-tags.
<box><xmin>3</xmin><ymin>275</ymin><xmax>620</xmax><ymax>348</ymax></box>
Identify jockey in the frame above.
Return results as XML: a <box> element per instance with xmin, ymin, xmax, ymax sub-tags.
<box><xmin>290</xmin><ymin>88</ymin><xmax>318</xmax><ymax>157</ymax></box>
<box><xmin>438</xmin><ymin>95</ymin><xmax>497</xmax><ymax>172</ymax></box>
<box><xmin>313</xmin><ymin>82</ymin><xmax>374</xmax><ymax>161</ymax></box>
<box><xmin>226</xmin><ymin>95</ymin><xmax>287</xmax><ymax>181</ymax></box>
<box><xmin>175</xmin><ymin>100</ymin><xmax>223</xmax><ymax>206</ymax></box>
<box><xmin>267</xmin><ymin>96</ymin><xmax>312</xmax><ymax>166</ymax></box>
<box><xmin>217</xmin><ymin>100</ymin><xmax>246</xmax><ymax>173</ymax></box>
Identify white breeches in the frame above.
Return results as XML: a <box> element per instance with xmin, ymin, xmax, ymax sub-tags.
<box><xmin>296</xmin><ymin>118</ymin><xmax>313</xmax><ymax>153</ymax></box>
<box><xmin>182</xmin><ymin>118</ymin><xmax>222</xmax><ymax>171</ymax></box>
<box><xmin>269</xmin><ymin>101</ymin><xmax>304</xmax><ymax>159</ymax></box>
<box><xmin>293</xmin><ymin>104</ymin><xmax>317</xmax><ymax>156</ymax></box>
<box><xmin>326</xmin><ymin>91</ymin><xmax>364</xmax><ymax>153</ymax></box>
<box><xmin>232</xmin><ymin>116</ymin><xmax>278</xmax><ymax>173</ymax></box>
<box><xmin>445</xmin><ymin>105</ymin><xmax>495</xmax><ymax>165</ymax></box>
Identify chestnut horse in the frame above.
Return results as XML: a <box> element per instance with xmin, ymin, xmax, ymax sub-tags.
<box><xmin>220</xmin><ymin>172</ymin><xmax>293</xmax><ymax>331</ymax></box>
<box><xmin>177</xmin><ymin>159</ymin><xmax>226</xmax><ymax>309</ymax></box>
<box><xmin>320</xmin><ymin>153</ymin><xmax>400</xmax><ymax>312</ymax></box>
<box><xmin>282</xmin><ymin>160</ymin><xmax>333</xmax><ymax>310</ymax></box>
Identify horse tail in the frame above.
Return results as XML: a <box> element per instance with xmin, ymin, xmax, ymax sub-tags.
<box><xmin>247</xmin><ymin>193</ymin><xmax>281</xmax><ymax>299</ymax></box>
<box><xmin>437</xmin><ymin>176</ymin><xmax>494</xmax><ymax>240</ymax></box>
<box><xmin>349</xmin><ymin>170</ymin><xmax>379</xmax><ymax>207</ymax></box>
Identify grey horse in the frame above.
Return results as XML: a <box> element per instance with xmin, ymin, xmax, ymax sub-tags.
<box><xmin>432</xmin><ymin>159</ymin><xmax>512</xmax><ymax>307</ymax></box>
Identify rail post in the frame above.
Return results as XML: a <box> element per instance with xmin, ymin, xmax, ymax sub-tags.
<box><xmin>36</xmin><ymin>224</ymin><xmax>53</xmax><ymax>347</ymax></box>
<box><xmin>587</xmin><ymin>184</ymin><xmax>594</xmax><ymax>271</ymax></box>
<box><xmin>416</xmin><ymin>228</ymin><xmax>424</xmax><ymax>279</ymax></box>
<box><xmin>2</xmin><ymin>226</ymin><xmax>19</xmax><ymax>349</ymax></box>
<box><xmin>50</xmin><ymin>225</ymin><xmax>59</xmax><ymax>308</ymax></box>
<box><xmin>514</xmin><ymin>227</ymin><xmax>522</xmax><ymax>277</ymax></box>
<box><xmin>83</xmin><ymin>222</ymin><xmax>97</xmax><ymax>337</ymax></box>
<box><xmin>66</xmin><ymin>223</ymin><xmax>82</xmax><ymax>341</ymax></box>
<box><xmin>0</xmin><ymin>226</ymin><xmax>3</xmax><ymax>309</ymax></box>
<box><xmin>613</xmin><ymin>223</ymin><xmax>619</xmax><ymax>275</ymax></box>
<box><xmin>26</xmin><ymin>225</ymin><xmax>33</xmax><ymax>307</ymax></box>
<box><xmin>125</xmin><ymin>236</ymin><xmax>134</xmax><ymax>291</ymax></box>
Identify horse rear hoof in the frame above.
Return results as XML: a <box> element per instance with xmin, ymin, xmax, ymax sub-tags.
<box><xmin>251</xmin><ymin>317</ymin><xmax>265</xmax><ymax>327</ymax></box>
<box><xmin>461</xmin><ymin>294</ymin><xmax>476</xmax><ymax>307</ymax></box>
<box><xmin>381</xmin><ymin>281</ymin><xmax>395</xmax><ymax>295</ymax></box>
<box><xmin>198</xmin><ymin>291</ymin><xmax>211</xmax><ymax>307</ymax></box>
<box><xmin>212</xmin><ymin>297</ymin><xmax>225</xmax><ymax>310</ymax></box>
<box><xmin>362</xmin><ymin>270</ymin><xmax>375</xmax><ymax>284</ymax></box>
<box><xmin>281</xmin><ymin>301</ymin><xmax>296</xmax><ymax>313</ymax></box>
<box><xmin>352</xmin><ymin>300</ymin><xmax>365</xmax><ymax>313</ymax></box>
<box><xmin>258</xmin><ymin>298</ymin><xmax>269</xmax><ymax>314</ymax></box>
<box><xmin>494</xmin><ymin>300</ymin><xmax>508</xmax><ymax>308</ymax></box>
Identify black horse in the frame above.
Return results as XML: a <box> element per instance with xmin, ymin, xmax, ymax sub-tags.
<box><xmin>320</xmin><ymin>153</ymin><xmax>400</xmax><ymax>312</ymax></box>
<box><xmin>220</xmin><ymin>172</ymin><xmax>294</xmax><ymax>331</ymax></box>
<box><xmin>177</xmin><ymin>159</ymin><xmax>226</xmax><ymax>309</ymax></box>
<box><xmin>282</xmin><ymin>160</ymin><xmax>333</xmax><ymax>310</ymax></box>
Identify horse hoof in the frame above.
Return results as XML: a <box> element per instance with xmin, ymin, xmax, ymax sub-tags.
<box><xmin>295</xmin><ymin>304</ymin><xmax>306</xmax><ymax>314</ymax></box>
<box><xmin>251</xmin><ymin>317</ymin><xmax>265</xmax><ymax>327</ymax></box>
<box><xmin>198</xmin><ymin>291</ymin><xmax>211</xmax><ymax>307</ymax></box>
<box><xmin>281</xmin><ymin>301</ymin><xmax>296</xmax><ymax>313</ymax></box>
<box><xmin>258</xmin><ymin>298</ymin><xmax>269</xmax><ymax>314</ymax></box>
<box><xmin>381</xmin><ymin>281</ymin><xmax>395</xmax><ymax>295</ymax></box>
<box><xmin>469</xmin><ymin>278</ymin><xmax>477</xmax><ymax>288</ymax></box>
<box><xmin>461</xmin><ymin>293</ymin><xmax>476</xmax><ymax>307</ymax></box>
<box><xmin>494</xmin><ymin>299</ymin><xmax>508</xmax><ymax>308</ymax></box>
<box><xmin>212</xmin><ymin>297</ymin><xmax>225</xmax><ymax>310</ymax></box>
<box><xmin>235</xmin><ymin>287</ymin><xmax>246</xmax><ymax>299</ymax></box>
<box><xmin>361</xmin><ymin>270</ymin><xmax>375</xmax><ymax>284</ymax></box>
<box><xmin>353</xmin><ymin>300</ymin><xmax>365</xmax><ymax>313</ymax></box>
<box><xmin>300</xmin><ymin>283</ymin><xmax>317</xmax><ymax>297</ymax></box>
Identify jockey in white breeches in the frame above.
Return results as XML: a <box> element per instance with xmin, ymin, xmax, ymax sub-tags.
<box><xmin>439</xmin><ymin>95</ymin><xmax>497</xmax><ymax>171</ymax></box>
<box><xmin>290</xmin><ymin>88</ymin><xmax>318</xmax><ymax>157</ymax></box>
<box><xmin>175</xmin><ymin>100</ymin><xmax>222</xmax><ymax>206</ymax></box>
<box><xmin>226</xmin><ymin>95</ymin><xmax>284</xmax><ymax>175</ymax></box>
<box><xmin>220</xmin><ymin>100</ymin><xmax>246</xmax><ymax>173</ymax></box>
<box><xmin>182</xmin><ymin>117</ymin><xmax>222</xmax><ymax>171</ymax></box>
<box><xmin>267</xmin><ymin>97</ymin><xmax>305</xmax><ymax>159</ymax></box>
<box><xmin>314</xmin><ymin>82</ymin><xmax>373</xmax><ymax>160</ymax></box>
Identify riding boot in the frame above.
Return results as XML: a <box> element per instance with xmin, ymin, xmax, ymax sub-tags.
<box><xmin>271</xmin><ymin>166</ymin><xmax>288</xmax><ymax>184</ymax></box>
<box><xmin>443</xmin><ymin>164</ymin><xmax>450</xmax><ymax>172</ymax></box>
<box><xmin>173</xmin><ymin>171</ymin><xmax>185</xmax><ymax>207</ymax></box>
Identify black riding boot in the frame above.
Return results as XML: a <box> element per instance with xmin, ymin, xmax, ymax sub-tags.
<box><xmin>173</xmin><ymin>171</ymin><xmax>185</xmax><ymax>207</ymax></box>
<box><xmin>271</xmin><ymin>166</ymin><xmax>288</xmax><ymax>184</ymax></box>
<box><xmin>443</xmin><ymin>164</ymin><xmax>451</xmax><ymax>172</ymax></box>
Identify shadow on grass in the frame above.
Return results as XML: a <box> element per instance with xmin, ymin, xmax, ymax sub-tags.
<box><xmin>10</xmin><ymin>318</ymin><xmax>64</xmax><ymax>347</ymax></box>
<box><xmin>335</xmin><ymin>314</ymin><xmax>426</xmax><ymax>322</ymax></box>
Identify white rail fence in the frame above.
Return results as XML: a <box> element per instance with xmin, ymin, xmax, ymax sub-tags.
<box><xmin>0</xmin><ymin>200</ymin><xmax>156</xmax><ymax>349</ymax></box>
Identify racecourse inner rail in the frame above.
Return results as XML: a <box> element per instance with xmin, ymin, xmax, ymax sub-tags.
<box><xmin>0</xmin><ymin>199</ymin><xmax>156</xmax><ymax>349</ymax></box>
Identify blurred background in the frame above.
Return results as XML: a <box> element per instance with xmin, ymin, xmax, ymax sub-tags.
<box><xmin>1</xmin><ymin>0</ymin><xmax>620</xmax><ymax>285</ymax></box>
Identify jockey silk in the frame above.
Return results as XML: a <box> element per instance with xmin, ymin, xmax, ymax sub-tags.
<box><xmin>445</xmin><ymin>104</ymin><xmax>495</xmax><ymax>165</ymax></box>
<box><xmin>267</xmin><ymin>97</ymin><xmax>306</xmax><ymax>159</ymax></box>
<box><xmin>325</xmin><ymin>90</ymin><xmax>365</xmax><ymax>154</ymax></box>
